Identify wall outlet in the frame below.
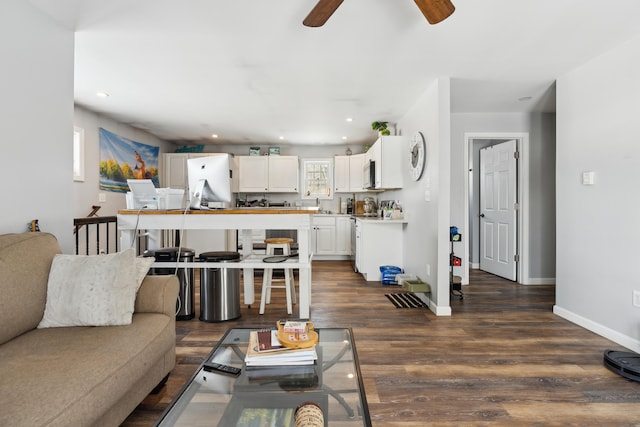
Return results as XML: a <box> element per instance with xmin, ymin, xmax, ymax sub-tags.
<box><xmin>426</xmin><ymin>263</ymin><xmax>431</xmax><ymax>276</ymax></box>
<box><xmin>98</xmin><ymin>193</ymin><xmax>106</xmax><ymax>203</ymax></box>
<box><xmin>633</xmin><ymin>290</ymin><xmax>640</xmax><ymax>307</ymax></box>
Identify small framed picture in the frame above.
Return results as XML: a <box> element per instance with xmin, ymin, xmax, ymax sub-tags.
<box><xmin>269</xmin><ymin>146</ymin><xmax>280</xmax><ymax>156</ymax></box>
<box><xmin>249</xmin><ymin>147</ymin><xmax>261</xmax><ymax>156</ymax></box>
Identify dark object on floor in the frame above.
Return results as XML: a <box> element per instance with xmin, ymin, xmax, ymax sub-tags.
<box><xmin>263</xmin><ymin>253</ymin><xmax>299</xmax><ymax>263</ymax></box>
<box><xmin>604</xmin><ymin>350</ymin><xmax>640</xmax><ymax>382</ymax></box>
<box><xmin>385</xmin><ymin>292</ymin><xmax>428</xmax><ymax>308</ymax></box>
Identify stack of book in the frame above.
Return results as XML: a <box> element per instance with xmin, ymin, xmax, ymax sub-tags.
<box><xmin>244</xmin><ymin>328</ymin><xmax>317</xmax><ymax>367</ymax></box>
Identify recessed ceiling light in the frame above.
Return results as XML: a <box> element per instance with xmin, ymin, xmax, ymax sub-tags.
<box><xmin>96</xmin><ymin>91</ymin><xmax>110</xmax><ymax>97</ymax></box>
<box><xmin>211</xmin><ymin>134</ymin><xmax>219</xmax><ymax>138</ymax></box>
<box><xmin>518</xmin><ymin>96</ymin><xmax>532</xmax><ymax>102</ymax></box>
<box><xmin>346</xmin><ymin>117</ymin><xmax>353</xmax><ymax>122</ymax></box>
<box><xmin>279</xmin><ymin>136</ymin><xmax>285</xmax><ymax>140</ymax></box>
<box><xmin>342</xmin><ymin>136</ymin><xmax>347</xmax><ymax>140</ymax></box>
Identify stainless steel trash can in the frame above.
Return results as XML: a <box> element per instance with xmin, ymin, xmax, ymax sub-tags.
<box><xmin>199</xmin><ymin>251</ymin><xmax>241</xmax><ymax>322</ymax></box>
<box><xmin>147</xmin><ymin>247</ymin><xmax>196</xmax><ymax>321</ymax></box>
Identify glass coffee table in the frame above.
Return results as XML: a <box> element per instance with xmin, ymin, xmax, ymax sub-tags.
<box><xmin>155</xmin><ymin>328</ymin><xmax>371</xmax><ymax>426</ymax></box>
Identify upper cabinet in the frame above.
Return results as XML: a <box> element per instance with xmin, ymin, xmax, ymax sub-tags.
<box><xmin>238</xmin><ymin>155</ymin><xmax>299</xmax><ymax>193</ymax></box>
<box><xmin>164</xmin><ymin>152</ymin><xmax>238</xmax><ymax>193</ymax></box>
<box><xmin>334</xmin><ymin>156</ymin><xmax>349</xmax><ymax>193</ymax></box>
<box><xmin>268</xmin><ymin>156</ymin><xmax>299</xmax><ymax>192</ymax></box>
<box><xmin>366</xmin><ymin>136</ymin><xmax>404</xmax><ymax>190</ymax></box>
<box><xmin>164</xmin><ymin>153</ymin><xmax>224</xmax><ymax>190</ymax></box>
<box><xmin>334</xmin><ymin>153</ymin><xmax>365</xmax><ymax>193</ymax></box>
<box><xmin>238</xmin><ymin>156</ymin><xmax>269</xmax><ymax>192</ymax></box>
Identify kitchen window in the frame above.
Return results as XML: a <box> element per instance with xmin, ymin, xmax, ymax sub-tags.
<box><xmin>301</xmin><ymin>158</ymin><xmax>333</xmax><ymax>200</ymax></box>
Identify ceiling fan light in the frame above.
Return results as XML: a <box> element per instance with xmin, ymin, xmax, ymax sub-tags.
<box><xmin>414</xmin><ymin>0</ymin><xmax>455</xmax><ymax>25</ymax></box>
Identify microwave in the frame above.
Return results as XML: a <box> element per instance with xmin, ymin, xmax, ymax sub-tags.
<box><xmin>363</xmin><ymin>160</ymin><xmax>376</xmax><ymax>190</ymax></box>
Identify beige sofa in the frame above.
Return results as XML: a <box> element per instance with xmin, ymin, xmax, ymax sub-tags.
<box><xmin>0</xmin><ymin>232</ymin><xmax>179</xmax><ymax>426</ymax></box>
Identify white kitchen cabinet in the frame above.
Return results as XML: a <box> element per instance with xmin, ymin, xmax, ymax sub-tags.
<box><xmin>348</xmin><ymin>153</ymin><xmax>365</xmax><ymax>192</ymax></box>
<box><xmin>355</xmin><ymin>218</ymin><xmax>404</xmax><ymax>281</ymax></box>
<box><xmin>238</xmin><ymin>156</ymin><xmax>269</xmax><ymax>192</ymax></box>
<box><xmin>368</xmin><ymin>136</ymin><xmax>403</xmax><ymax>190</ymax></box>
<box><xmin>334</xmin><ymin>156</ymin><xmax>350</xmax><ymax>193</ymax></box>
<box><xmin>311</xmin><ymin>215</ymin><xmax>335</xmax><ymax>256</ymax></box>
<box><xmin>230</xmin><ymin>156</ymin><xmax>239</xmax><ymax>193</ymax></box>
<box><xmin>238</xmin><ymin>155</ymin><xmax>298</xmax><ymax>193</ymax></box>
<box><xmin>335</xmin><ymin>216</ymin><xmax>352</xmax><ymax>255</ymax></box>
<box><xmin>311</xmin><ymin>215</ymin><xmax>352</xmax><ymax>258</ymax></box>
<box><xmin>334</xmin><ymin>153</ymin><xmax>365</xmax><ymax>193</ymax></box>
<box><xmin>268</xmin><ymin>156</ymin><xmax>299</xmax><ymax>192</ymax></box>
<box><xmin>164</xmin><ymin>153</ymin><xmax>188</xmax><ymax>189</ymax></box>
<box><xmin>164</xmin><ymin>152</ymin><xmax>237</xmax><ymax>193</ymax></box>
<box><xmin>163</xmin><ymin>153</ymin><xmax>210</xmax><ymax>190</ymax></box>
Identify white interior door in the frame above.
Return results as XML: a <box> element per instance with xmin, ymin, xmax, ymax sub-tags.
<box><xmin>480</xmin><ymin>140</ymin><xmax>517</xmax><ymax>281</ymax></box>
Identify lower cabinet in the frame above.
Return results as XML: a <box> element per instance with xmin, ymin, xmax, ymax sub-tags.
<box><xmin>335</xmin><ymin>216</ymin><xmax>351</xmax><ymax>255</ymax></box>
<box><xmin>355</xmin><ymin>218</ymin><xmax>404</xmax><ymax>282</ymax></box>
<box><xmin>311</xmin><ymin>215</ymin><xmax>351</xmax><ymax>259</ymax></box>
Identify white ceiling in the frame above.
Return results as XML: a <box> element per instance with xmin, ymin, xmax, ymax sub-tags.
<box><xmin>28</xmin><ymin>0</ymin><xmax>640</xmax><ymax>147</ymax></box>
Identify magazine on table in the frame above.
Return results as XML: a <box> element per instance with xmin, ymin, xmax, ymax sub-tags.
<box><xmin>244</xmin><ymin>330</ymin><xmax>317</xmax><ymax>367</ymax></box>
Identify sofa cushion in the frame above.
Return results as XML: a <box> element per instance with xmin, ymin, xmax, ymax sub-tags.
<box><xmin>0</xmin><ymin>312</ymin><xmax>175</xmax><ymax>426</ymax></box>
<box><xmin>0</xmin><ymin>233</ymin><xmax>61</xmax><ymax>345</ymax></box>
<box><xmin>38</xmin><ymin>249</ymin><xmax>154</xmax><ymax>328</ymax></box>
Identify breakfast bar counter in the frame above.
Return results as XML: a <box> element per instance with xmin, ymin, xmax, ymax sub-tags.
<box><xmin>117</xmin><ymin>208</ymin><xmax>317</xmax><ymax>318</ymax></box>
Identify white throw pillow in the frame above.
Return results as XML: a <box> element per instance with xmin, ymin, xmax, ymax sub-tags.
<box><xmin>38</xmin><ymin>249</ymin><xmax>154</xmax><ymax>328</ymax></box>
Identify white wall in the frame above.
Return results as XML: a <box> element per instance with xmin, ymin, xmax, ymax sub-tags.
<box><xmin>74</xmin><ymin>106</ymin><xmax>175</xmax><ymax>218</ymax></box>
<box><xmin>555</xmin><ymin>34</ymin><xmax>640</xmax><ymax>352</ymax></box>
<box><xmin>0</xmin><ymin>2</ymin><xmax>75</xmax><ymax>252</ymax></box>
<box><xmin>386</xmin><ymin>78</ymin><xmax>452</xmax><ymax>315</ymax></box>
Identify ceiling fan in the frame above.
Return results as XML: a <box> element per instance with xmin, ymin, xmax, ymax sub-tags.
<box><xmin>303</xmin><ymin>0</ymin><xmax>455</xmax><ymax>27</ymax></box>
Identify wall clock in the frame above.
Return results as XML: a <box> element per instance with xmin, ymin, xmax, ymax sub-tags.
<box><xmin>409</xmin><ymin>131</ymin><xmax>426</xmax><ymax>181</ymax></box>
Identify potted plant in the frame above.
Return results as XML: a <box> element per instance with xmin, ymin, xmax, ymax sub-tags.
<box><xmin>371</xmin><ymin>121</ymin><xmax>391</xmax><ymax>136</ymax></box>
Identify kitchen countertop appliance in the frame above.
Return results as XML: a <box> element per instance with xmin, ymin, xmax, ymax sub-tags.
<box><xmin>363</xmin><ymin>197</ymin><xmax>377</xmax><ymax>217</ymax></box>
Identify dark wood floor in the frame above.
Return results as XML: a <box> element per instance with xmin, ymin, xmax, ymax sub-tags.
<box><xmin>122</xmin><ymin>261</ymin><xmax>640</xmax><ymax>426</ymax></box>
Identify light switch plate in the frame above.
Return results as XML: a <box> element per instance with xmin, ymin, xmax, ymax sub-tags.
<box><xmin>633</xmin><ymin>290</ymin><xmax>640</xmax><ymax>307</ymax></box>
<box><xmin>582</xmin><ymin>171</ymin><xmax>595</xmax><ymax>185</ymax></box>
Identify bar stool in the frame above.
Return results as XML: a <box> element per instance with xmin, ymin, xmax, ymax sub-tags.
<box><xmin>260</xmin><ymin>237</ymin><xmax>296</xmax><ymax>314</ymax></box>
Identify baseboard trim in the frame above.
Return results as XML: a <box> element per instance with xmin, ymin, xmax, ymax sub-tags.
<box><xmin>414</xmin><ymin>292</ymin><xmax>451</xmax><ymax>316</ymax></box>
<box><xmin>521</xmin><ymin>277</ymin><xmax>555</xmax><ymax>285</ymax></box>
<box><xmin>553</xmin><ymin>305</ymin><xmax>640</xmax><ymax>353</ymax></box>
<box><xmin>431</xmin><ymin>301</ymin><xmax>451</xmax><ymax>316</ymax></box>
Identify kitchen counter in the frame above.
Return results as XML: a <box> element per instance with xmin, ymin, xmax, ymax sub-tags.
<box><xmin>119</xmin><ymin>207</ymin><xmax>319</xmax><ymax>215</ymax></box>
<box><xmin>313</xmin><ymin>212</ymin><xmax>352</xmax><ymax>216</ymax></box>
<box><xmin>353</xmin><ymin>215</ymin><xmax>408</xmax><ymax>224</ymax></box>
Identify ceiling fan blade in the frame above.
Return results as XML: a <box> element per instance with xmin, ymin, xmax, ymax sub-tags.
<box><xmin>414</xmin><ymin>0</ymin><xmax>455</xmax><ymax>24</ymax></box>
<box><xmin>303</xmin><ymin>0</ymin><xmax>344</xmax><ymax>27</ymax></box>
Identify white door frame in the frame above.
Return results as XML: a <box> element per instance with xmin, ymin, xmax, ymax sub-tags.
<box><xmin>463</xmin><ymin>132</ymin><xmax>530</xmax><ymax>285</ymax></box>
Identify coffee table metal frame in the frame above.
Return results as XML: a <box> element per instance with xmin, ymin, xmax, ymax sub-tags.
<box><xmin>154</xmin><ymin>327</ymin><xmax>372</xmax><ymax>426</ymax></box>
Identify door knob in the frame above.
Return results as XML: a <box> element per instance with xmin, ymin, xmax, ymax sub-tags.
<box><xmin>480</xmin><ymin>213</ymin><xmax>485</xmax><ymax>218</ymax></box>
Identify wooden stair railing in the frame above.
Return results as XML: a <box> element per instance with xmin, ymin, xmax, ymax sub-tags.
<box><xmin>73</xmin><ymin>207</ymin><xmax>118</xmax><ymax>255</ymax></box>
